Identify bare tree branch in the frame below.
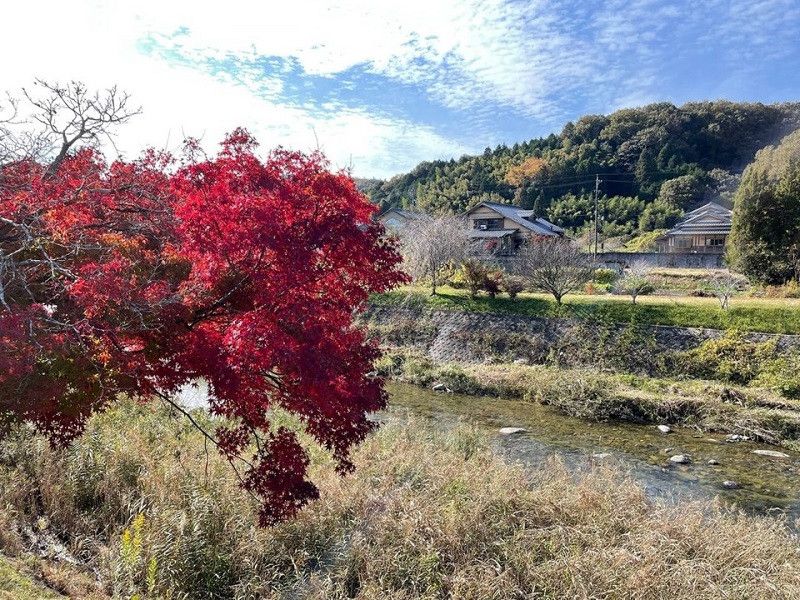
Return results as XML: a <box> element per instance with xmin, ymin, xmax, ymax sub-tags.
<box><xmin>614</xmin><ymin>260</ymin><xmax>653</xmax><ymax>305</ymax></box>
<box><xmin>513</xmin><ymin>239</ymin><xmax>594</xmax><ymax>305</ymax></box>
<box><xmin>397</xmin><ymin>214</ymin><xmax>470</xmax><ymax>295</ymax></box>
<box><xmin>3</xmin><ymin>80</ymin><xmax>142</xmax><ymax>176</ymax></box>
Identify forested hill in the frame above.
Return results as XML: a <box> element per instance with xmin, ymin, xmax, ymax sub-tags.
<box><xmin>359</xmin><ymin>101</ymin><xmax>800</xmax><ymax>239</ymax></box>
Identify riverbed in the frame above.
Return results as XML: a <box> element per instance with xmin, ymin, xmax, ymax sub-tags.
<box><xmin>385</xmin><ymin>382</ymin><xmax>800</xmax><ymax>521</ymax></box>
<box><xmin>176</xmin><ymin>379</ymin><xmax>800</xmax><ymax>520</ymax></box>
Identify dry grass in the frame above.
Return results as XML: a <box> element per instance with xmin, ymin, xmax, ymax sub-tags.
<box><xmin>0</xmin><ymin>402</ymin><xmax>799</xmax><ymax>599</ymax></box>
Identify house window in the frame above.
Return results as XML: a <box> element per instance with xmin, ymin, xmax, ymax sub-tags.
<box><xmin>473</xmin><ymin>218</ymin><xmax>503</xmax><ymax>230</ymax></box>
<box><xmin>705</xmin><ymin>237</ymin><xmax>725</xmax><ymax>247</ymax></box>
<box><xmin>674</xmin><ymin>237</ymin><xmax>693</xmax><ymax>249</ymax></box>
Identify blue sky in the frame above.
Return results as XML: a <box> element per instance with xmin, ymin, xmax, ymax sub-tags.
<box><xmin>4</xmin><ymin>0</ymin><xmax>800</xmax><ymax>178</ymax></box>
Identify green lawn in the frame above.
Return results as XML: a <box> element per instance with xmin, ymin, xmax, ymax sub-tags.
<box><xmin>372</xmin><ymin>286</ymin><xmax>800</xmax><ymax>334</ymax></box>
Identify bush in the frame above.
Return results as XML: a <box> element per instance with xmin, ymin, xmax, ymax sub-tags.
<box><xmin>483</xmin><ymin>269</ymin><xmax>503</xmax><ymax>299</ymax></box>
<box><xmin>680</xmin><ymin>332</ymin><xmax>779</xmax><ymax>385</ymax></box>
<box><xmin>593</xmin><ymin>268</ymin><xmax>618</xmax><ymax>285</ymax></box>
<box><xmin>461</xmin><ymin>260</ymin><xmax>488</xmax><ymax>298</ymax></box>
<box><xmin>501</xmin><ymin>275</ymin><xmax>526</xmax><ymax>299</ymax></box>
<box><xmin>584</xmin><ymin>281</ymin><xmax>611</xmax><ymax>295</ymax></box>
<box><xmin>764</xmin><ymin>281</ymin><xmax>800</xmax><ymax>298</ymax></box>
<box><xmin>447</xmin><ymin>266</ymin><xmax>469</xmax><ymax>290</ymax></box>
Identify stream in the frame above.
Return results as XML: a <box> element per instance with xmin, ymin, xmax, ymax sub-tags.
<box><xmin>384</xmin><ymin>382</ymin><xmax>800</xmax><ymax>521</ymax></box>
<box><xmin>177</xmin><ymin>379</ymin><xmax>800</xmax><ymax>521</ymax></box>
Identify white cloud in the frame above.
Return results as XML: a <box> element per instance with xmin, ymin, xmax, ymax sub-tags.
<box><xmin>125</xmin><ymin>0</ymin><xmax>598</xmax><ymax>120</ymax></box>
<box><xmin>0</xmin><ymin>1</ymin><xmax>471</xmax><ymax>178</ymax></box>
<box><xmin>3</xmin><ymin>1</ymin><xmax>798</xmax><ymax>177</ymax></box>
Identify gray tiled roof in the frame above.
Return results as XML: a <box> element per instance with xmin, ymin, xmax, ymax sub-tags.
<box><xmin>667</xmin><ymin>202</ymin><xmax>732</xmax><ymax>236</ymax></box>
<box><xmin>470</xmin><ymin>202</ymin><xmax>564</xmax><ymax>236</ymax></box>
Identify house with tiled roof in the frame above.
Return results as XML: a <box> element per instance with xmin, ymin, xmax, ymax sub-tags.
<box><xmin>464</xmin><ymin>201</ymin><xmax>564</xmax><ymax>255</ymax></box>
<box><xmin>376</xmin><ymin>208</ymin><xmax>426</xmax><ymax>232</ymax></box>
<box><xmin>656</xmin><ymin>202</ymin><xmax>732</xmax><ymax>253</ymax></box>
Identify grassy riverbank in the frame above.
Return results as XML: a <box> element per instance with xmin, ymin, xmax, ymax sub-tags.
<box><xmin>376</xmin><ymin>349</ymin><xmax>800</xmax><ymax>449</ymax></box>
<box><xmin>1</xmin><ymin>400</ymin><xmax>799</xmax><ymax>598</ymax></box>
<box><xmin>372</xmin><ymin>286</ymin><xmax>800</xmax><ymax>334</ymax></box>
<box><xmin>0</xmin><ymin>556</ymin><xmax>62</xmax><ymax>599</ymax></box>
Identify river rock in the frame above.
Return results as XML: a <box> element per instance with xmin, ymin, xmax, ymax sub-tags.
<box><xmin>592</xmin><ymin>452</ymin><xmax>612</xmax><ymax>459</ymax></box>
<box><xmin>725</xmin><ymin>434</ymin><xmax>750</xmax><ymax>443</ymax></box>
<box><xmin>722</xmin><ymin>480</ymin><xmax>740</xmax><ymax>489</ymax></box>
<box><xmin>669</xmin><ymin>454</ymin><xmax>691</xmax><ymax>464</ymax></box>
<box><xmin>432</xmin><ymin>382</ymin><xmax>451</xmax><ymax>392</ymax></box>
<box><xmin>512</xmin><ymin>357</ymin><xmax>529</xmax><ymax>365</ymax></box>
<box><xmin>752</xmin><ymin>449</ymin><xmax>790</xmax><ymax>459</ymax></box>
<box><xmin>657</xmin><ymin>425</ymin><xmax>672</xmax><ymax>434</ymax></box>
<box><xmin>499</xmin><ymin>427</ymin><xmax>527</xmax><ymax>435</ymax></box>
<box><xmin>707</xmin><ymin>459</ymin><xmax>720</xmax><ymax>465</ymax></box>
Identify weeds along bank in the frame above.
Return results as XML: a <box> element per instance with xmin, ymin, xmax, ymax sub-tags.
<box><xmin>1</xmin><ymin>401</ymin><xmax>800</xmax><ymax>599</ymax></box>
<box><xmin>363</xmin><ymin>302</ymin><xmax>800</xmax><ymax>447</ymax></box>
<box><xmin>376</xmin><ymin>350</ymin><xmax>800</xmax><ymax>449</ymax></box>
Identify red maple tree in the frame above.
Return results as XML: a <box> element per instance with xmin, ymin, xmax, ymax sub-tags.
<box><xmin>0</xmin><ymin>129</ymin><xmax>405</xmax><ymax>524</ymax></box>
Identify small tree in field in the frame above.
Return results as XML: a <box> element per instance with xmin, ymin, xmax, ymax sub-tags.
<box><xmin>709</xmin><ymin>272</ymin><xmax>744</xmax><ymax>310</ymax></box>
<box><xmin>514</xmin><ymin>239</ymin><xmax>593</xmax><ymax>305</ymax></box>
<box><xmin>399</xmin><ymin>215</ymin><xmax>468</xmax><ymax>295</ymax></box>
<box><xmin>615</xmin><ymin>261</ymin><xmax>653</xmax><ymax>305</ymax></box>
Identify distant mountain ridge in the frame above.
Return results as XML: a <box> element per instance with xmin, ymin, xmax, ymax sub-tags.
<box><xmin>359</xmin><ymin>101</ymin><xmax>800</xmax><ymax>239</ymax></box>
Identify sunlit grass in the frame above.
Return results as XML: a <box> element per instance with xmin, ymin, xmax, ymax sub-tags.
<box><xmin>373</xmin><ymin>285</ymin><xmax>800</xmax><ymax>334</ymax></box>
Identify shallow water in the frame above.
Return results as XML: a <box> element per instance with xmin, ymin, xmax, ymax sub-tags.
<box><xmin>176</xmin><ymin>378</ymin><xmax>800</xmax><ymax>520</ymax></box>
<box><xmin>384</xmin><ymin>382</ymin><xmax>800</xmax><ymax>520</ymax></box>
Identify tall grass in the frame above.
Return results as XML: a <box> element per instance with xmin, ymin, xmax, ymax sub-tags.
<box><xmin>0</xmin><ymin>401</ymin><xmax>799</xmax><ymax>598</ymax></box>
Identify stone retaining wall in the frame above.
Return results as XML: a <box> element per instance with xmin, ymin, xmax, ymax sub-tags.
<box><xmin>362</xmin><ymin>305</ymin><xmax>800</xmax><ymax>365</ymax></box>
<box><xmin>494</xmin><ymin>251</ymin><xmax>725</xmax><ymax>272</ymax></box>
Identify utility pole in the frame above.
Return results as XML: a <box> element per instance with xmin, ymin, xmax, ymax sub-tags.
<box><xmin>593</xmin><ymin>174</ymin><xmax>601</xmax><ymax>258</ymax></box>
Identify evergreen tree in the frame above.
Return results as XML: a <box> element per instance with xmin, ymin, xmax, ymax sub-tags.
<box><xmin>728</xmin><ymin>130</ymin><xmax>800</xmax><ymax>283</ymax></box>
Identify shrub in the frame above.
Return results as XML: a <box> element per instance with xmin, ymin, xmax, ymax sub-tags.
<box><xmin>753</xmin><ymin>351</ymin><xmax>800</xmax><ymax>398</ymax></box>
<box><xmin>584</xmin><ymin>281</ymin><xmax>611</xmax><ymax>295</ymax></box>
<box><xmin>501</xmin><ymin>275</ymin><xmax>526</xmax><ymax>299</ymax></box>
<box><xmin>447</xmin><ymin>266</ymin><xmax>469</xmax><ymax>290</ymax></box>
<box><xmin>483</xmin><ymin>269</ymin><xmax>503</xmax><ymax>299</ymax></box>
<box><xmin>680</xmin><ymin>332</ymin><xmax>779</xmax><ymax>385</ymax></box>
<box><xmin>765</xmin><ymin>281</ymin><xmax>800</xmax><ymax>298</ymax></box>
<box><xmin>461</xmin><ymin>260</ymin><xmax>488</xmax><ymax>298</ymax></box>
<box><xmin>593</xmin><ymin>268</ymin><xmax>618</xmax><ymax>285</ymax></box>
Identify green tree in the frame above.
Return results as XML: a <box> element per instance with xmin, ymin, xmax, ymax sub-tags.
<box><xmin>638</xmin><ymin>199</ymin><xmax>683</xmax><ymax>231</ymax></box>
<box><xmin>657</xmin><ymin>173</ymin><xmax>708</xmax><ymax>209</ymax></box>
<box><xmin>728</xmin><ymin>130</ymin><xmax>800</xmax><ymax>284</ymax></box>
